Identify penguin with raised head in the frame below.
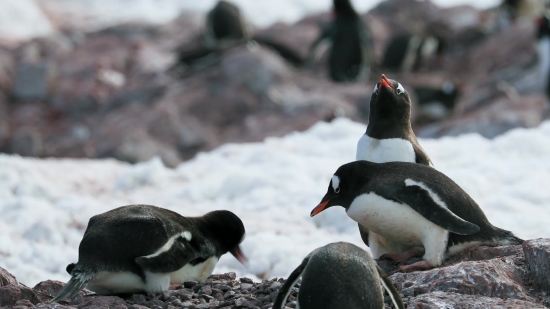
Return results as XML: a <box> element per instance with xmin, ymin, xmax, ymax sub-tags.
<box><xmin>308</xmin><ymin>0</ymin><xmax>374</xmax><ymax>82</ymax></box>
<box><xmin>51</xmin><ymin>205</ymin><xmax>246</xmax><ymax>303</ymax></box>
<box><xmin>356</xmin><ymin>75</ymin><xmax>432</xmax><ymax>260</ymax></box>
<box><xmin>311</xmin><ymin>161</ymin><xmax>523</xmax><ymax>272</ymax></box>
<box><xmin>273</xmin><ymin>242</ymin><xmax>404</xmax><ymax>309</ymax></box>
<box><xmin>357</xmin><ymin>75</ymin><xmax>431</xmax><ymax>166</ymax></box>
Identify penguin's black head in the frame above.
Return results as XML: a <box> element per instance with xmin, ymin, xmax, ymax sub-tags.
<box><xmin>367</xmin><ymin>75</ymin><xmax>412</xmax><ymax>138</ymax></box>
<box><xmin>311</xmin><ymin>161</ymin><xmax>371</xmax><ymax>216</ymax></box>
<box><xmin>333</xmin><ymin>0</ymin><xmax>359</xmax><ymax>17</ymax></box>
<box><xmin>202</xmin><ymin>210</ymin><xmax>247</xmax><ymax>265</ymax></box>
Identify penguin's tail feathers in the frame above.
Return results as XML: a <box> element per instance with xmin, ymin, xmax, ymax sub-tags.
<box><xmin>495</xmin><ymin>229</ymin><xmax>524</xmax><ymax>246</ymax></box>
<box><xmin>50</xmin><ymin>271</ymin><xmax>93</xmax><ymax>303</ymax></box>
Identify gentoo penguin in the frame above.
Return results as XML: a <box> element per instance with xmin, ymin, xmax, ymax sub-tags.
<box><xmin>381</xmin><ymin>33</ymin><xmax>446</xmax><ymax>73</ymax></box>
<box><xmin>357</xmin><ymin>75</ymin><xmax>432</xmax><ymax>166</ymax></box>
<box><xmin>356</xmin><ymin>75</ymin><xmax>432</xmax><ymax>256</ymax></box>
<box><xmin>308</xmin><ymin>0</ymin><xmax>374</xmax><ymax>82</ymax></box>
<box><xmin>204</xmin><ymin>0</ymin><xmax>249</xmax><ymax>48</ymax></box>
<box><xmin>536</xmin><ymin>12</ymin><xmax>550</xmax><ymax>101</ymax></box>
<box><xmin>273</xmin><ymin>242</ymin><xmax>404</xmax><ymax>309</ymax></box>
<box><xmin>413</xmin><ymin>81</ymin><xmax>461</xmax><ymax>122</ymax></box>
<box><xmin>311</xmin><ymin>161</ymin><xmax>523</xmax><ymax>272</ymax></box>
<box><xmin>51</xmin><ymin>205</ymin><xmax>246</xmax><ymax>302</ymax></box>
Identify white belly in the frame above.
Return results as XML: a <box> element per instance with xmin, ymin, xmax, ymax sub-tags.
<box><xmin>538</xmin><ymin>37</ymin><xmax>550</xmax><ymax>87</ymax></box>
<box><xmin>169</xmin><ymin>256</ymin><xmax>218</xmax><ymax>284</ymax></box>
<box><xmin>86</xmin><ymin>256</ymin><xmax>218</xmax><ymax>294</ymax></box>
<box><xmin>356</xmin><ymin>135</ymin><xmax>415</xmax><ymax>163</ymax></box>
<box><xmin>346</xmin><ymin>192</ymin><xmax>449</xmax><ymax>266</ymax></box>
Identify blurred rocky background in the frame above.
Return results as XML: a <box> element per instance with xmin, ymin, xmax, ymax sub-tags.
<box><xmin>0</xmin><ymin>0</ymin><xmax>548</xmax><ymax>167</ymax></box>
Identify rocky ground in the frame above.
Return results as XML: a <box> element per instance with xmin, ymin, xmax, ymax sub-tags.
<box><xmin>0</xmin><ymin>0</ymin><xmax>548</xmax><ymax>167</ymax></box>
<box><xmin>1</xmin><ymin>239</ymin><xmax>550</xmax><ymax>309</ymax></box>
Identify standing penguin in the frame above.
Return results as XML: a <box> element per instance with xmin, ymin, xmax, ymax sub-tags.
<box><xmin>273</xmin><ymin>242</ymin><xmax>404</xmax><ymax>309</ymax></box>
<box><xmin>356</xmin><ymin>75</ymin><xmax>432</xmax><ymax>256</ymax></box>
<box><xmin>311</xmin><ymin>161</ymin><xmax>523</xmax><ymax>272</ymax></box>
<box><xmin>51</xmin><ymin>205</ymin><xmax>246</xmax><ymax>302</ymax></box>
<box><xmin>308</xmin><ymin>0</ymin><xmax>373</xmax><ymax>82</ymax></box>
<box><xmin>536</xmin><ymin>11</ymin><xmax>550</xmax><ymax>102</ymax></box>
<box><xmin>204</xmin><ymin>0</ymin><xmax>250</xmax><ymax>48</ymax></box>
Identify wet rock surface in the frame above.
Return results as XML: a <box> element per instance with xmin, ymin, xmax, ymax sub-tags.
<box><xmin>2</xmin><ymin>240</ymin><xmax>550</xmax><ymax>308</ymax></box>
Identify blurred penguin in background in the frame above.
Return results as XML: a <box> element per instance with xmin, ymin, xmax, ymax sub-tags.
<box><xmin>500</xmin><ymin>0</ymin><xmax>546</xmax><ymax>29</ymax></box>
<box><xmin>536</xmin><ymin>4</ymin><xmax>550</xmax><ymax>103</ymax></box>
<box><xmin>381</xmin><ymin>24</ymin><xmax>448</xmax><ymax>73</ymax></box>
<box><xmin>176</xmin><ymin>0</ymin><xmax>305</xmax><ymax>72</ymax></box>
<box><xmin>412</xmin><ymin>81</ymin><xmax>462</xmax><ymax>123</ymax></box>
<box><xmin>308</xmin><ymin>0</ymin><xmax>374</xmax><ymax>82</ymax></box>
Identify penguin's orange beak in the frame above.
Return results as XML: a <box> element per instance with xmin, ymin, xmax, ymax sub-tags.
<box><xmin>380</xmin><ymin>75</ymin><xmax>393</xmax><ymax>89</ymax></box>
<box><xmin>230</xmin><ymin>246</ymin><xmax>248</xmax><ymax>266</ymax></box>
<box><xmin>310</xmin><ymin>200</ymin><xmax>330</xmax><ymax>217</ymax></box>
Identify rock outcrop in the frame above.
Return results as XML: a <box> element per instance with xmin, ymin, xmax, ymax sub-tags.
<box><xmin>2</xmin><ymin>239</ymin><xmax>550</xmax><ymax>308</ymax></box>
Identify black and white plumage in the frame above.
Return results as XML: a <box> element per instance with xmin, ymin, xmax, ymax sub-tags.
<box><xmin>537</xmin><ymin>13</ymin><xmax>550</xmax><ymax>101</ymax></box>
<box><xmin>413</xmin><ymin>81</ymin><xmax>460</xmax><ymax>122</ymax></box>
<box><xmin>273</xmin><ymin>242</ymin><xmax>404</xmax><ymax>309</ymax></box>
<box><xmin>311</xmin><ymin>161</ymin><xmax>523</xmax><ymax>272</ymax></box>
<box><xmin>308</xmin><ymin>0</ymin><xmax>374</xmax><ymax>82</ymax></box>
<box><xmin>51</xmin><ymin>205</ymin><xmax>246</xmax><ymax>303</ymax></box>
<box><xmin>357</xmin><ymin>75</ymin><xmax>432</xmax><ymax>166</ymax></box>
<box><xmin>356</xmin><ymin>75</ymin><xmax>433</xmax><ymax>258</ymax></box>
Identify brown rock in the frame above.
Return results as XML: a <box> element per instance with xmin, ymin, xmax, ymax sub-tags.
<box><xmin>523</xmin><ymin>238</ymin><xmax>550</xmax><ymax>291</ymax></box>
<box><xmin>76</xmin><ymin>295</ymin><xmax>128</xmax><ymax>309</ymax></box>
<box><xmin>390</xmin><ymin>257</ymin><xmax>532</xmax><ymax>301</ymax></box>
<box><xmin>0</xmin><ymin>284</ymin><xmax>21</xmax><ymax>306</ymax></box>
<box><xmin>408</xmin><ymin>291</ymin><xmax>546</xmax><ymax>309</ymax></box>
<box><xmin>0</xmin><ymin>266</ymin><xmax>18</xmax><ymax>287</ymax></box>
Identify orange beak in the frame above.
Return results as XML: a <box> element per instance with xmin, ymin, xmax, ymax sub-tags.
<box><xmin>380</xmin><ymin>75</ymin><xmax>393</xmax><ymax>89</ymax></box>
<box><xmin>310</xmin><ymin>200</ymin><xmax>330</xmax><ymax>217</ymax></box>
<box><xmin>230</xmin><ymin>246</ymin><xmax>248</xmax><ymax>266</ymax></box>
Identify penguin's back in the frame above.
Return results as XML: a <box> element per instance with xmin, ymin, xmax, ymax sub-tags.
<box><xmin>298</xmin><ymin>242</ymin><xmax>383</xmax><ymax>309</ymax></box>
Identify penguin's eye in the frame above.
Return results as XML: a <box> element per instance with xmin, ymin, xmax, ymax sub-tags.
<box><xmin>373</xmin><ymin>83</ymin><xmax>379</xmax><ymax>95</ymax></box>
<box><xmin>396</xmin><ymin>83</ymin><xmax>405</xmax><ymax>95</ymax></box>
<box><xmin>331</xmin><ymin>175</ymin><xmax>340</xmax><ymax>193</ymax></box>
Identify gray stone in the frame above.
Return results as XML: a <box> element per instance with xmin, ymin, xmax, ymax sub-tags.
<box><xmin>523</xmin><ymin>238</ymin><xmax>550</xmax><ymax>291</ymax></box>
<box><xmin>408</xmin><ymin>291</ymin><xmax>546</xmax><ymax>309</ymax></box>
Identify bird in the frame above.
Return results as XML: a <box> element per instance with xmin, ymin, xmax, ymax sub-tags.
<box><xmin>356</xmin><ymin>75</ymin><xmax>432</xmax><ymax>256</ymax></box>
<box><xmin>311</xmin><ymin>161</ymin><xmax>523</xmax><ymax>272</ymax></box>
<box><xmin>273</xmin><ymin>242</ymin><xmax>404</xmax><ymax>309</ymax></box>
<box><xmin>51</xmin><ymin>205</ymin><xmax>246</xmax><ymax>302</ymax></box>
<box><xmin>307</xmin><ymin>0</ymin><xmax>374</xmax><ymax>82</ymax></box>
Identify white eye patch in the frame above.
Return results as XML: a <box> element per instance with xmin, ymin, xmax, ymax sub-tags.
<box><xmin>331</xmin><ymin>175</ymin><xmax>340</xmax><ymax>193</ymax></box>
<box><xmin>373</xmin><ymin>83</ymin><xmax>379</xmax><ymax>94</ymax></box>
<box><xmin>396</xmin><ymin>83</ymin><xmax>405</xmax><ymax>95</ymax></box>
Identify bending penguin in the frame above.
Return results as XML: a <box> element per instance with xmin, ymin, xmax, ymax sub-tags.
<box><xmin>178</xmin><ymin>0</ymin><xmax>304</xmax><ymax>71</ymax></box>
<box><xmin>311</xmin><ymin>161</ymin><xmax>523</xmax><ymax>272</ymax></box>
<box><xmin>273</xmin><ymin>242</ymin><xmax>404</xmax><ymax>309</ymax></box>
<box><xmin>51</xmin><ymin>205</ymin><xmax>246</xmax><ymax>303</ymax></box>
<box><xmin>308</xmin><ymin>0</ymin><xmax>374</xmax><ymax>82</ymax></box>
<box><xmin>356</xmin><ymin>74</ymin><xmax>432</xmax><ymax>256</ymax></box>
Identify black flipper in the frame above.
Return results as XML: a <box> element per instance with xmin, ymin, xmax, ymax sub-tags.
<box><xmin>376</xmin><ymin>265</ymin><xmax>405</xmax><ymax>309</ymax></box>
<box><xmin>358</xmin><ymin>223</ymin><xmax>370</xmax><ymax>246</ymax></box>
<box><xmin>50</xmin><ymin>272</ymin><xmax>93</xmax><ymax>303</ymax></box>
<box><xmin>381</xmin><ymin>184</ymin><xmax>480</xmax><ymax>235</ymax></box>
<box><xmin>135</xmin><ymin>237</ymin><xmax>200</xmax><ymax>273</ymax></box>
<box><xmin>273</xmin><ymin>256</ymin><xmax>310</xmax><ymax>309</ymax></box>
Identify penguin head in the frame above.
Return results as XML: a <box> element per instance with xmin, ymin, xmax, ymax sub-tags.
<box><xmin>310</xmin><ymin>162</ymin><xmax>370</xmax><ymax>216</ymax></box>
<box><xmin>333</xmin><ymin>0</ymin><xmax>358</xmax><ymax>17</ymax></box>
<box><xmin>202</xmin><ymin>210</ymin><xmax>247</xmax><ymax>265</ymax></box>
<box><xmin>368</xmin><ymin>75</ymin><xmax>412</xmax><ymax>132</ymax></box>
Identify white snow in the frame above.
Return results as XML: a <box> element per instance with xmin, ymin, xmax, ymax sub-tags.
<box><xmin>1</xmin><ymin>118</ymin><xmax>550</xmax><ymax>286</ymax></box>
<box><xmin>3</xmin><ymin>0</ymin><xmax>500</xmax><ymax>40</ymax></box>
<box><xmin>0</xmin><ymin>0</ymin><xmax>55</xmax><ymax>41</ymax></box>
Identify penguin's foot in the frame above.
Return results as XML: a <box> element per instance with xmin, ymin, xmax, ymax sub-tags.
<box><xmin>379</xmin><ymin>248</ymin><xmax>425</xmax><ymax>263</ymax></box>
<box><xmin>396</xmin><ymin>260</ymin><xmax>433</xmax><ymax>273</ymax></box>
